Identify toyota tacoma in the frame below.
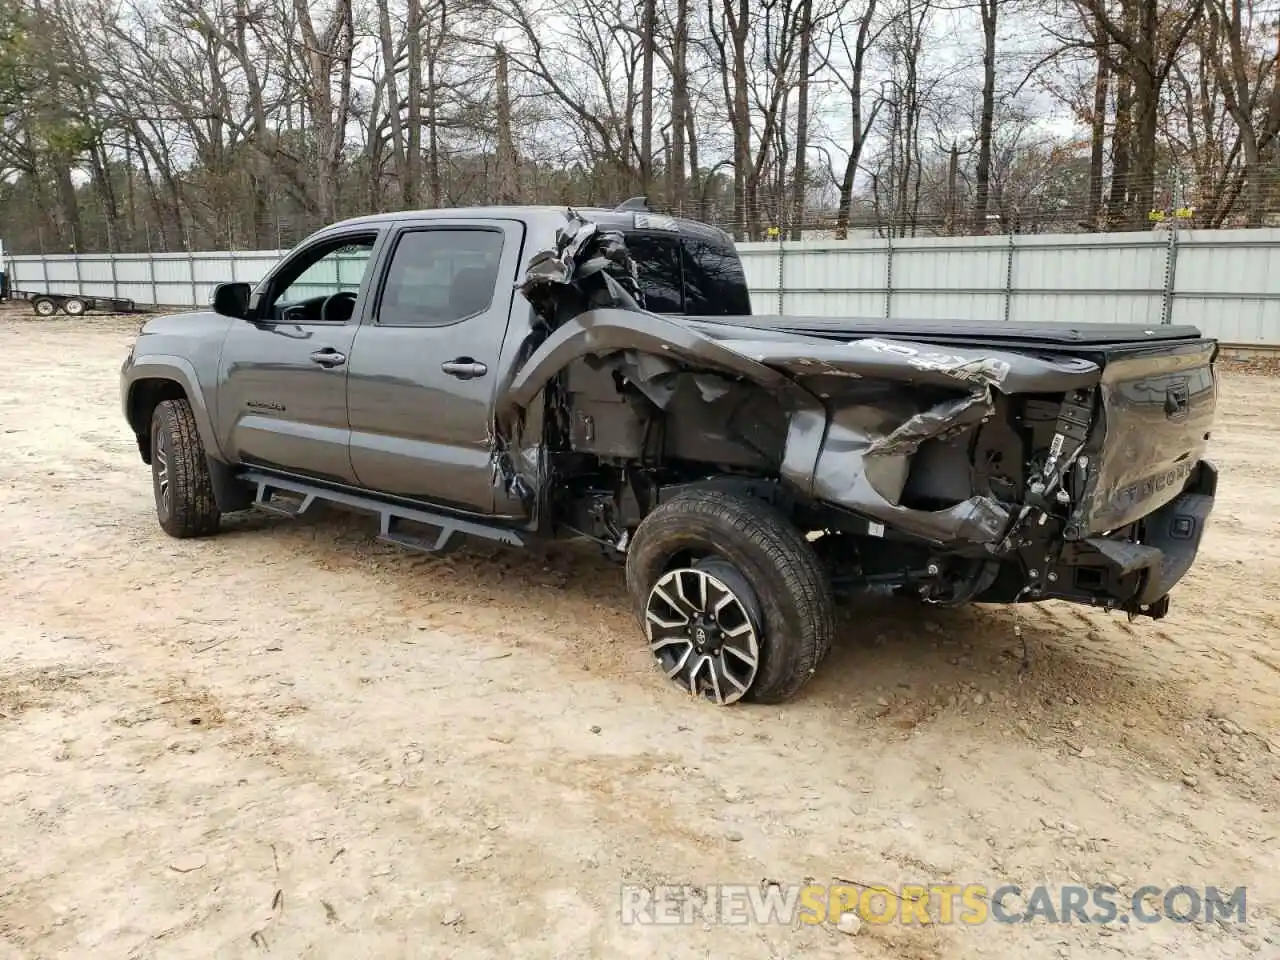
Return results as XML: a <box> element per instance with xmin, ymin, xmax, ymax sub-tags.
<box><xmin>121</xmin><ymin>204</ymin><xmax>1220</xmax><ymax>705</ymax></box>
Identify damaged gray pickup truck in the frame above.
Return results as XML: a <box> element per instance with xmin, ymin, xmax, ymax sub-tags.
<box><xmin>121</xmin><ymin>204</ymin><xmax>1219</xmax><ymax>706</ymax></box>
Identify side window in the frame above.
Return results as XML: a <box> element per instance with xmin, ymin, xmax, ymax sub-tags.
<box><xmin>681</xmin><ymin>239</ymin><xmax>752</xmax><ymax>316</ymax></box>
<box><xmin>377</xmin><ymin>229</ymin><xmax>505</xmax><ymax>327</ymax></box>
<box><xmin>273</xmin><ymin>238</ymin><xmax>375</xmax><ymax>308</ymax></box>
<box><xmin>626</xmin><ymin>233</ymin><xmax>684</xmax><ymax>313</ymax></box>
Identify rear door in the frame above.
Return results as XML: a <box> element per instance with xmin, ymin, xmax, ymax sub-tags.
<box><xmin>216</xmin><ymin>230</ymin><xmax>382</xmax><ymax>483</ymax></box>
<box><xmin>345</xmin><ymin>218</ymin><xmax>525</xmax><ymax>514</ymax></box>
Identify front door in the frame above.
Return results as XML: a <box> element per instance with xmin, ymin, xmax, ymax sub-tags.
<box><xmin>345</xmin><ymin>219</ymin><xmax>525</xmax><ymax>515</ymax></box>
<box><xmin>216</xmin><ymin>229</ymin><xmax>382</xmax><ymax>484</ymax></box>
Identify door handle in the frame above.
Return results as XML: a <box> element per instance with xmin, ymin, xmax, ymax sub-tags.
<box><xmin>310</xmin><ymin>348</ymin><xmax>346</xmax><ymax>368</ymax></box>
<box><xmin>441</xmin><ymin>358</ymin><xmax>488</xmax><ymax>379</ymax></box>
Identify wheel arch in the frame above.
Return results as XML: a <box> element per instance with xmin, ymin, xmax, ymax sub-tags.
<box><xmin>125</xmin><ymin>358</ymin><xmax>222</xmax><ymax>464</ymax></box>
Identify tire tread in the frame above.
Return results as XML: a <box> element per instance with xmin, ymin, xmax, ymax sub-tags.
<box><xmin>153</xmin><ymin>398</ymin><xmax>221</xmax><ymax>538</ymax></box>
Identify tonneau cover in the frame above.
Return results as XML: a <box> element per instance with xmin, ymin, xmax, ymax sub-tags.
<box><xmin>689</xmin><ymin>315</ymin><xmax>1208</xmax><ymax>351</ymax></box>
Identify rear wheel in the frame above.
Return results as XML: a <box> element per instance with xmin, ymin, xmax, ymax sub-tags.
<box><xmin>33</xmin><ymin>297</ymin><xmax>56</xmax><ymax>316</ymax></box>
<box><xmin>63</xmin><ymin>297</ymin><xmax>86</xmax><ymax>316</ymax></box>
<box><xmin>150</xmin><ymin>398</ymin><xmax>220</xmax><ymax>538</ymax></box>
<box><xmin>625</xmin><ymin>489</ymin><xmax>836</xmax><ymax>705</ymax></box>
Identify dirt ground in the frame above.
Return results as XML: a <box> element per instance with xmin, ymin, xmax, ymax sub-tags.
<box><xmin>1</xmin><ymin>309</ymin><xmax>1277</xmax><ymax>960</ymax></box>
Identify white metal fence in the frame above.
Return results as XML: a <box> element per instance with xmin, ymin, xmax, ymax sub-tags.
<box><xmin>736</xmin><ymin>229</ymin><xmax>1280</xmax><ymax>345</ymax></box>
<box><xmin>5</xmin><ymin>228</ymin><xmax>1280</xmax><ymax>344</ymax></box>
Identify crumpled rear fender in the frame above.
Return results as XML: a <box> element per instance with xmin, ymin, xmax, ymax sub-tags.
<box><xmin>498</xmin><ymin>312</ymin><xmax>1107</xmax><ymax>548</ymax></box>
<box><xmin>498</xmin><ymin>306</ymin><xmax>833</xmax><ymax>492</ymax></box>
<box><xmin>502</xmin><ymin>307</ymin><xmax>810</xmax><ymax>412</ymax></box>
<box><xmin>770</xmin><ymin>338</ymin><xmax>1101</xmax><ymax>545</ymax></box>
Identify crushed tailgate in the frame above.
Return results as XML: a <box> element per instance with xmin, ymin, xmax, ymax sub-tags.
<box><xmin>1073</xmin><ymin>339</ymin><xmax>1218</xmax><ymax>536</ymax></box>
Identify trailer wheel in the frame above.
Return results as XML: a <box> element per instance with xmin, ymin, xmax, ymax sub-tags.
<box><xmin>33</xmin><ymin>297</ymin><xmax>57</xmax><ymax>317</ymax></box>
<box><xmin>63</xmin><ymin>297</ymin><xmax>86</xmax><ymax>316</ymax></box>
<box><xmin>625</xmin><ymin>489</ymin><xmax>836</xmax><ymax>705</ymax></box>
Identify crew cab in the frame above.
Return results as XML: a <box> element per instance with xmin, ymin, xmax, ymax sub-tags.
<box><xmin>121</xmin><ymin>204</ymin><xmax>1219</xmax><ymax>706</ymax></box>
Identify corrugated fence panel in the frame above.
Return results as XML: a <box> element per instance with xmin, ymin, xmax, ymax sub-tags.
<box><xmin>735</xmin><ymin>244</ymin><xmax>779</xmax><ymax>300</ymax></box>
<box><xmin>5</xmin><ymin>233</ymin><xmax>1280</xmax><ymax>342</ymax></box>
<box><xmin>226</xmin><ymin>252</ymin><xmax>287</xmax><ymax>285</ymax></box>
<box><xmin>1010</xmin><ymin>233</ymin><xmax>1167</xmax><ymax>326</ymax></box>
<box><xmin>786</xmin><ymin>240</ymin><xmax>885</xmax><ymax>317</ymax></box>
<box><xmin>1170</xmin><ymin>229</ymin><xmax>1280</xmax><ymax>344</ymax></box>
<box><xmin>886</xmin><ymin>236</ymin><xmax>1007</xmax><ymax>323</ymax></box>
<box><xmin>192</xmin><ymin>254</ymin><xmax>239</xmax><ymax>285</ymax></box>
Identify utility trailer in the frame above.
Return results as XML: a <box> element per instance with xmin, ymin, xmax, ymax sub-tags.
<box><xmin>7</xmin><ymin>290</ymin><xmax>140</xmax><ymax>316</ymax></box>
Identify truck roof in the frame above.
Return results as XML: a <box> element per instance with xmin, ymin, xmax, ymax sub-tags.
<box><xmin>319</xmin><ymin>205</ymin><xmax>735</xmax><ymax>245</ymax></box>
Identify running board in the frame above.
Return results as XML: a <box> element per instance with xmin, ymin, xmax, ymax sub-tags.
<box><xmin>239</xmin><ymin>470</ymin><xmax>525</xmax><ymax>555</ymax></box>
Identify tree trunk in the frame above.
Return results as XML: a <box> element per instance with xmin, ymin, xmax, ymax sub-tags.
<box><xmin>426</xmin><ymin>38</ymin><xmax>441</xmax><ymax>207</ymax></box>
<box><xmin>686</xmin><ymin>100</ymin><xmax>702</xmax><ymax>220</ymax></box>
<box><xmin>1124</xmin><ymin>0</ymin><xmax>1160</xmax><ymax>229</ymax></box>
<box><xmin>1107</xmin><ymin>61</ymin><xmax>1133</xmax><ymax>228</ymax></box>
<box><xmin>1087</xmin><ymin>18</ymin><xmax>1109</xmax><ymax>229</ymax></box>
<box><xmin>972</xmin><ymin>0</ymin><xmax>997</xmax><ymax>234</ymax></box>
<box><xmin>733</xmin><ymin>4</ymin><xmax>751</xmax><ymax>239</ymax></box>
<box><xmin>789</xmin><ymin>0</ymin><xmax>812</xmax><ymax>240</ymax></box>
<box><xmin>405</xmin><ymin>0</ymin><xmax>423</xmax><ymax>208</ymax></box>
<box><xmin>669</xmin><ymin>0</ymin><xmax>689</xmax><ymax>212</ymax></box>
<box><xmin>495</xmin><ymin>45</ymin><xmax>519</xmax><ymax>204</ymax></box>
<box><xmin>833</xmin><ymin>0</ymin><xmax>878</xmax><ymax>239</ymax></box>
<box><xmin>376</xmin><ymin>0</ymin><xmax>407</xmax><ymax>202</ymax></box>
<box><xmin>944</xmin><ymin>144</ymin><xmax>960</xmax><ymax>235</ymax></box>
<box><xmin>1128</xmin><ymin>64</ymin><xmax>1159</xmax><ymax>228</ymax></box>
<box><xmin>639</xmin><ymin>0</ymin><xmax>656</xmax><ymax>197</ymax></box>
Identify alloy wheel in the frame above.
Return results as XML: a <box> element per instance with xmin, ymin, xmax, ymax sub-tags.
<box><xmin>644</xmin><ymin>564</ymin><xmax>761</xmax><ymax>704</ymax></box>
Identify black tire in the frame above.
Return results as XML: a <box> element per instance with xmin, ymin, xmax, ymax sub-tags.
<box><xmin>63</xmin><ymin>297</ymin><xmax>86</xmax><ymax>316</ymax></box>
<box><xmin>625</xmin><ymin>489</ymin><xmax>836</xmax><ymax>705</ymax></box>
<box><xmin>33</xmin><ymin>297</ymin><xmax>56</xmax><ymax>317</ymax></box>
<box><xmin>150</xmin><ymin>398</ymin><xmax>221</xmax><ymax>538</ymax></box>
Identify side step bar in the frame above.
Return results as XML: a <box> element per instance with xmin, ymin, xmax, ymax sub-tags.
<box><xmin>239</xmin><ymin>470</ymin><xmax>525</xmax><ymax>555</ymax></box>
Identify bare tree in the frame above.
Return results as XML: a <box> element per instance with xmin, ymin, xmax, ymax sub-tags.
<box><xmin>1202</xmin><ymin>0</ymin><xmax>1280</xmax><ymax>224</ymax></box>
<box><xmin>1069</xmin><ymin>0</ymin><xmax>1205</xmax><ymax>228</ymax></box>
<box><xmin>3</xmin><ymin>0</ymin><xmax>1276</xmax><ymax>253</ymax></box>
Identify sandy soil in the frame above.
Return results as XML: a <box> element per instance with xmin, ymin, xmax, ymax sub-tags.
<box><xmin>0</xmin><ymin>309</ymin><xmax>1277</xmax><ymax>959</ymax></box>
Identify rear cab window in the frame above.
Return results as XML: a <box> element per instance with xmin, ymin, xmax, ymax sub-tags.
<box><xmin>618</xmin><ymin>216</ymin><xmax>752</xmax><ymax>317</ymax></box>
<box><xmin>681</xmin><ymin>238</ymin><xmax>751</xmax><ymax>316</ymax></box>
<box><xmin>625</xmin><ymin>234</ymin><xmax>684</xmax><ymax>313</ymax></box>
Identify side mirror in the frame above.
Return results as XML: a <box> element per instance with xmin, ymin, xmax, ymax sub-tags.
<box><xmin>212</xmin><ymin>281</ymin><xmax>251</xmax><ymax>319</ymax></box>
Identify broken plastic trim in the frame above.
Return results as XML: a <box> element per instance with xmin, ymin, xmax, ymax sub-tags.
<box><xmin>517</xmin><ymin>208</ymin><xmax>646</xmax><ymax>329</ymax></box>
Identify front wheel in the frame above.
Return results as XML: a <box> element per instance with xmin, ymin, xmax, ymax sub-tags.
<box><xmin>150</xmin><ymin>398</ymin><xmax>221</xmax><ymax>538</ymax></box>
<box><xmin>625</xmin><ymin>489</ymin><xmax>836</xmax><ymax>705</ymax></box>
